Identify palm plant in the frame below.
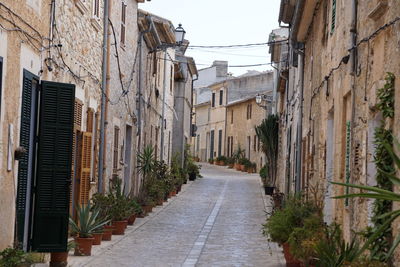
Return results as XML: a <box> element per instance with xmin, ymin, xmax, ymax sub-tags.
<box><xmin>69</xmin><ymin>203</ymin><xmax>109</xmax><ymax>238</ymax></box>
<box><xmin>255</xmin><ymin>114</ymin><xmax>279</xmax><ymax>187</ymax></box>
<box><xmin>332</xmin><ymin>140</ymin><xmax>400</xmax><ymax>260</ymax></box>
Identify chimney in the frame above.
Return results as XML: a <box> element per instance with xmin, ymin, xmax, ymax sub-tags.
<box><xmin>212</xmin><ymin>60</ymin><xmax>228</xmax><ymax>77</ymax></box>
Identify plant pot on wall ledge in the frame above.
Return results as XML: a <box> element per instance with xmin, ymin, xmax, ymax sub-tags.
<box><xmin>74</xmin><ymin>237</ymin><xmax>94</xmax><ymax>256</ymax></box>
<box><xmin>264</xmin><ymin>186</ymin><xmax>275</xmax><ymax>196</ymax></box>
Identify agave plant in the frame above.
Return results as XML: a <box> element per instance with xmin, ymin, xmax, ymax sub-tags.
<box><xmin>137</xmin><ymin>145</ymin><xmax>156</xmax><ymax>179</ymax></box>
<box><xmin>332</xmin><ymin>140</ymin><xmax>400</xmax><ymax>259</ymax></box>
<box><xmin>69</xmin><ymin>203</ymin><xmax>110</xmax><ymax>238</ymax></box>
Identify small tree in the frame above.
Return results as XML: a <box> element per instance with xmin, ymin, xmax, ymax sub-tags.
<box><xmin>255</xmin><ymin>114</ymin><xmax>279</xmax><ymax>187</ymax></box>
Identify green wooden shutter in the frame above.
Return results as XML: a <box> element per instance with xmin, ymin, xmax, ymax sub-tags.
<box><xmin>16</xmin><ymin>70</ymin><xmax>38</xmax><ymax>246</ymax></box>
<box><xmin>31</xmin><ymin>81</ymin><xmax>75</xmax><ymax>252</ymax></box>
<box><xmin>331</xmin><ymin>0</ymin><xmax>336</xmax><ymax>33</ymax></box>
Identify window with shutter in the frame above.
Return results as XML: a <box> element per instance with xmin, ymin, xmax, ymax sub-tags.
<box><xmin>16</xmin><ymin>70</ymin><xmax>39</xmax><ymax>248</ymax></box>
<box><xmin>211</xmin><ymin>93</ymin><xmax>215</xmax><ymax>108</ymax></box>
<box><xmin>31</xmin><ymin>81</ymin><xmax>75</xmax><ymax>252</ymax></box>
<box><xmin>113</xmin><ymin>126</ymin><xmax>119</xmax><ymax>171</ymax></box>
<box><xmin>120</xmin><ymin>3</ymin><xmax>126</xmax><ymax>45</ymax></box>
<box><xmin>93</xmin><ymin>0</ymin><xmax>100</xmax><ymax>18</ymax></box>
<box><xmin>79</xmin><ymin>132</ymin><xmax>92</xmax><ymax>204</ymax></box>
<box><xmin>219</xmin><ymin>90</ymin><xmax>223</xmax><ymax>106</ymax></box>
<box><xmin>331</xmin><ymin>0</ymin><xmax>336</xmax><ymax>33</ymax></box>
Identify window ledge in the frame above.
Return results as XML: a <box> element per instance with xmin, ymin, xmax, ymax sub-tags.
<box><xmin>91</xmin><ymin>17</ymin><xmax>102</xmax><ymax>32</ymax></box>
<box><xmin>368</xmin><ymin>0</ymin><xmax>388</xmax><ymax>21</ymax></box>
<box><xmin>74</xmin><ymin>0</ymin><xmax>88</xmax><ymax>14</ymax></box>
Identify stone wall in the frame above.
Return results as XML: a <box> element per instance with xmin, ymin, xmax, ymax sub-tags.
<box><xmin>0</xmin><ymin>0</ymin><xmax>51</xmax><ymax>250</ymax></box>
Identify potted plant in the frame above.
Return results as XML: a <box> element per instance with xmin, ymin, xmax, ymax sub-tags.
<box><xmin>208</xmin><ymin>158</ymin><xmax>214</xmax><ymax>164</ymax></box>
<box><xmin>263</xmin><ymin>196</ymin><xmax>319</xmax><ymax>266</ymax></box>
<box><xmin>256</xmin><ymin>115</ymin><xmax>279</xmax><ymax>195</ymax></box>
<box><xmin>127</xmin><ymin>199</ymin><xmax>142</xmax><ymax>225</ymax></box>
<box><xmin>49</xmin><ymin>241</ymin><xmax>75</xmax><ymax>267</ymax></box>
<box><xmin>69</xmin><ymin>204</ymin><xmax>109</xmax><ymax>256</ymax></box>
<box><xmin>226</xmin><ymin>157</ymin><xmax>235</xmax><ymax>168</ymax></box>
<box><xmin>260</xmin><ymin>165</ymin><xmax>275</xmax><ymax>195</ymax></box>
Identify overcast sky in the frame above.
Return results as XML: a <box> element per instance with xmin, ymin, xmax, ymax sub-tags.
<box><xmin>139</xmin><ymin>0</ymin><xmax>281</xmax><ymax>76</ymax></box>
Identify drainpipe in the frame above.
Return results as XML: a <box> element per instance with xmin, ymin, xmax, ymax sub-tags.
<box><xmin>349</xmin><ymin>0</ymin><xmax>358</xmax><ymax>240</ymax></box>
<box><xmin>160</xmin><ymin>48</ymin><xmax>168</xmax><ymax>161</ymax></box>
<box><xmin>295</xmin><ymin>46</ymin><xmax>304</xmax><ymax>193</ymax></box>
<box><xmin>98</xmin><ymin>0</ymin><xmax>110</xmax><ymax>193</ymax></box>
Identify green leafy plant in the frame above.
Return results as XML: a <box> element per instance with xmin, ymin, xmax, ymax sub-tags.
<box><xmin>263</xmin><ymin>196</ymin><xmax>320</xmax><ymax>244</ymax></box>
<box><xmin>288</xmin><ymin>213</ymin><xmax>325</xmax><ymax>265</ymax></box>
<box><xmin>255</xmin><ymin>114</ymin><xmax>279</xmax><ymax>187</ymax></box>
<box><xmin>232</xmin><ymin>145</ymin><xmax>245</xmax><ymax>163</ymax></box>
<box><xmin>69</xmin><ymin>203</ymin><xmax>109</xmax><ymax>238</ymax></box>
<box><xmin>314</xmin><ymin>223</ymin><xmax>361</xmax><ymax>267</ymax></box>
<box><xmin>0</xmin><ymin>248</ymin><xmax>25</xmax><ymax>267</ymax></box>
<box><xmin>208</xmin><ymin>158</ymin><xmax>214</xmax><ymax>164</ymax></box>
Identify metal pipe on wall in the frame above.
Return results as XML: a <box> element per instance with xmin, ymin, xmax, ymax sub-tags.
<box><xmin>98</xmin><ymin>0</ymin><xmax>110</xmax><ymax>193</ymax></box>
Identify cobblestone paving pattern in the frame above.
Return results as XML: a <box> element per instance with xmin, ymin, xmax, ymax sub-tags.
<box><xmin>70</xmin><ymin>164</ymin><xmax>284</xmax><ymax>267</ymax></box>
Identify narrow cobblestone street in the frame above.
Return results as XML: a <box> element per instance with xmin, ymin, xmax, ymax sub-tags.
<box><xmin>69</xmin><ymin>164</ymin><xmax>284</xmax><ymax>267</ymax></box>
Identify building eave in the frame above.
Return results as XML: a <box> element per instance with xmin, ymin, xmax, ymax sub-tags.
<box><xmin>291</xmin><ymin>0</ymin><xmax>318</xmax><ymax>43</ymax></box>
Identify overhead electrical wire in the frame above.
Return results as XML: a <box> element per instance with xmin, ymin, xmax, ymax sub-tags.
<box><xmin>188</xmin><ymin>39</ymin><xmax>288</xmax><ymax>49</ymax></box>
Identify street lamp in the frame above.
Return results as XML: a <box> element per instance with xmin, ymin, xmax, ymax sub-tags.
<box><xmin>160</xmin><ymin>24</ymin><xmax>186</xmax><ymax>162</ymax></box>
<box><xmin>175</xmin><ymin>24</ymin><xmax>186</xmax><ymax>45</ymax></box>
<box><xmin>255</xmin><ymin>93</ymin><xmax>272</xmax><ymax>110</ymax></box>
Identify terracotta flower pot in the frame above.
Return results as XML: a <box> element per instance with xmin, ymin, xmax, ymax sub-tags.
<box><xmin>234</xmin><ymin>163</ymin><xmax>240</xmax><ymax>170</ymax></box>
<box><xmin>92</xmin><ymin>232</ymin><xmax>103</xmax><ymax>245</ymax></box>
<box><xmin>112</xmin><ymin>220</ymin><xmax>128</xmax><ymax>235</ymax></box>
<box><xmin>143</xmin><ymin>205</ymin><xmax>153</xmax><ymax>213</ymax></box>
<box><xmin>50</xmin><ymin>251</ymin><xmax>68</xmax><ymax>267</ymax></box>
<box><xmin>157</xmin><ymin>199</ymin><xmax>164</xmax><ymax>206</ymax></box>
<box><xmin>74</xmin><ymin>237</ymin><xmax>94</xmax><ymax>256</ymax></box>
<box><xmin>128</xmin><ymin>214</ymin><xmax>137</xmax><ymax>225</ymax></box>
<box><xmin>171</xmin><ymin>190</ymin><xmax>177</xmax><ymax>196</ymax></box>
<box><xmin>282</xmin><ymin>243</ymin><xmax>301</xmax><ymax>267</ymax></box>
<box><xmin>228</xmin><ymin>164</ymin><xmax>234</xmax><ymax>168</ymax></box>
<box><xmin>240</xmin><ymin>165</ymin><xmax>246</xmax><ymax>171</ymax></box>
<box><xmin>102</xmin><ymin>228</ymin><xmax>113</xmax><ymax>241</ymax></box>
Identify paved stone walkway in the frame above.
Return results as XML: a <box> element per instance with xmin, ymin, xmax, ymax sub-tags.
<box><xmin>69</xmin><ymin>164</ymin><xmax>284</xmax><ymax>267</ymax></box>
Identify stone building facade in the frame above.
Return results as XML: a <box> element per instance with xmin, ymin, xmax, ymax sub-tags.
<box><xmin>193</xmin><ymin>70</ymin><xmax>274</xmax><ymax>164</ymax></box>
<box><xmin>274</xmin><ymin>0</ymin><xmax>400</xmax><ymax>261</ymax></box>
<box><xmin>172</xmin><ymin>53</ymin><xmax>197</xmax><ymax>166</ymax></box>
<box><xmin>226</xmin><ymin>97</ymin><xmax>269</xmax><ymax>171</ymax></box>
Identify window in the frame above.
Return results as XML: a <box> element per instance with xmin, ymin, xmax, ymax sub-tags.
<box><xmin>113</xmin><ymin>126</ymin><xmax>120</xmax><ymax>170</ymax></box>
<box><xmin>231</xmin><ymin>110</ymin><xmax>233</xmax><ymax>124</ymax></box>
<box><xmin>170</xmin><ymin>66</ymin><xmax>174</xmax><ymax>93</ymax></box>
<box><xmin>331</xmin><ymin>0</ymin><xmax>336</xmax><ymax>33</ymax></box>
<box><xmin>211</xmin><ymin>92</ymin><xmax>215</xmax><ymax>107</ymax></box>
<box><xmin>254</xmin><ymin>135</ymin><xmax>257</xmax><ymax>151</ymax></box>
<box><xmin>219</xmin><ymin>90</ymin><xmax>223</xmax><ymax>105</ymax></box>
<box><xmin>247</xmin><ymin>104</ymin><xmax>252</xmax><ymax>120</ymax></box>
<box><xmin>93</xmin><ymin>0</ymin><xmax>100</xmax><ymax>18</ymax></box>
<box><xmin>120</xmin><ymin>3</ymin><xmax>126</xmax><ymax>45</ymax></box>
